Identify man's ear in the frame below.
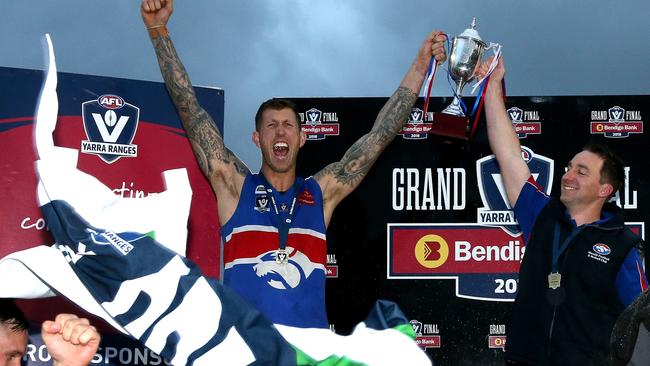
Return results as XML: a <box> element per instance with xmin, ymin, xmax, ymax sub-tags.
<box><xmin>599</xmin><ymin>183</ymin><xmax>614</xmax><ymax>199</ymax></box>
<box><xmin>299</xmin><ymin>130</ymin><xmax>306</xmax><ymax>148</ymax></box>
<box><xmin>252</xmin><ymin>131</ymin><xmax>261</xmax><ymax>148</ymax></box>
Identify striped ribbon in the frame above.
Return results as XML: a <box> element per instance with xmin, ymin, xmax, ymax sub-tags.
<box><xmin>421</xmin><ymin>33</ymin><xmax>451</xmax><ymax>116</ymax></box>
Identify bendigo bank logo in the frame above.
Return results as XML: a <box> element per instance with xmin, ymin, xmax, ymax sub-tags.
<box><xmin>506</xmin><ymin>106</ymin><xmax>542</xmax><ymax>138</ymax></box>
<box><xmin>388</xmin><ymin>224</ymin><xmax>525</xmax><ymax>301</ymax></box>
<box><xmin>300</xmin><ymin>107</ymin><xmax>340</xmax><ymax>141</ymax></box>
<box><xmin>81</xmin><ymin>94</ymin><xmax>139</xmax><ymax>163</ymax></box>
<box><xmin>326</xmin><ymin>254</ymin><xmax>338</xmax><ymax>278</ymax></box>
<box><xmin>400</xmin><ymin>108</ymin><xmax>433</xmax><ymax>140</ymax></box>
<box><xmin>414</xmin><ymin>234</ymin><xmax>449</xmax><ymax>269</ymax></box>
<box><xmin>410</xmin><ymin>320</ymin><xmax>441</xmax><ymax>350</ymax></box>
<box><xmin>590</xmin><ymin>106</ymin><xmax>644</xmax><ymax>138</ymax></box>
<box><xmin>488</xmin><ymin>324</ymin><xmax>507</xmax><ymax>349</ymax></box>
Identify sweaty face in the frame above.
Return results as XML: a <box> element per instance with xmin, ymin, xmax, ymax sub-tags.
<box><xmin>560</xmin><ymin>150</ymin><xmax>609</xmax><ymax>208</ymax></box>
<box><xmin>254</xmin><ymin>108</ymin><xmax>305</xmax><ymax>174</ymax></box>
<box><xmin>0</xmin><ymin>326</ymin><xmax>28</xmax><ymax>366</ymax></box>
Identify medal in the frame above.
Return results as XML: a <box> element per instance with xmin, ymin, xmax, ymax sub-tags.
<box><xmin>275</xmin><ymin>249</ymin><xmax>288</xmax><ymax>264</ymax></box>
<box><xmin>548</xmin><ymin>272</ymin><xmax>561</xmax><ymax>290</ymax></box>
<box><xmin>258</xmin><ymin>173</ymin><xmax>303</xmax><ymax>267</ymax></box>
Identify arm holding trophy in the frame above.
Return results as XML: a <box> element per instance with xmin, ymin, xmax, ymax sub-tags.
<box><xmin>315</xmin><ymin>29</ymin><xmax>447</xmax><ymax>225</ymax></box>
<box><xmin>477</xmin><ymin>57</ymin><xmax>530</xmax><ymax>208</ymax></box>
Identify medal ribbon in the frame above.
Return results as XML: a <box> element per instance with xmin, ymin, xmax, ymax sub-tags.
<box><xmin>470</xmin><ymin>42</ymin><xmax>502</xmax><ymax>95</ymax></box>
<box><xmin>467</xmin><ymin>43</ymin><xmax>504</xmax><ymax>142</ymax></box>
<box><xmin>421</xmin><ymin>33</ymin><xmax>450</xmax><ymax>116</ymax></box>
<box><xmin>258</xmin><ymin>173</ymin><xmax>303</xmax><ymax>251</ymax></box>
<box><xmin>421</xmin><ymin>57</ymin><xmax>439</xmax><ymax>117</ymax></box>
<box><xmin>551</xmin><ymin>223</ymin><xmax>584</xmax><ymax>273</ymax></box>
<box><xmin>467</xmin><ymin>73</ymin><xmax>507</xmax><ymax>142</ymax></box>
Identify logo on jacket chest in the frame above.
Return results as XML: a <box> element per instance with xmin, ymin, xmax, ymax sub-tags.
<box><xmin>587</xmin><ymin>243</ymin><xmax>611</xmax><ymax>264</ymax></box>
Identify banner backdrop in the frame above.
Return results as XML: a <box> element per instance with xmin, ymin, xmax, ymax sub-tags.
<box><xmin>0</xmin><ymin>66</ymin><xmax>223</xmax><ymax>365</ymax></box>
<box><xmin>2</xmin><ymin>65</ymin><xmax>647</xmax><ymax>365</ymax></box>
<box><xmin>292</xmin><ymin>95</ymin><xmax>648</xmax><ymax>365</ymax></box>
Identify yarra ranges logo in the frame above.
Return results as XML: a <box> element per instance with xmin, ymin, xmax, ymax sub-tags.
<box><xmin>81</xmin><ymin>94</ymin><xmax>139</xmax><ymax>164</ymax></box>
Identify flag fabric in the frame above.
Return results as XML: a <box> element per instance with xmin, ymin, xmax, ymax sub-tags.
<box><xmin>0</xmin><ymin>34</ymin><xmax>432</xmax><ymax>366</ymax></box>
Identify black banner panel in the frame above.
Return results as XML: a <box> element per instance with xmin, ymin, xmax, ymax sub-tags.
<box><xmin>292</xmin><ymin>95</ymin><xmax>648</xmax><ymax>365</ymax></box>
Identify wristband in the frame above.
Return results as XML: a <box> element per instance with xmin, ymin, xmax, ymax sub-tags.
<box><xmin>147</xmin><ymin>25</ymin><xmax>169</xmax><ymax>39</ymax></box>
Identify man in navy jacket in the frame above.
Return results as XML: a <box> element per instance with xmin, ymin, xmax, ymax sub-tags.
<box><xmin>480</xmin><ymin>58</ymin><xmax>648</xmax><ymax>365</ymax></box>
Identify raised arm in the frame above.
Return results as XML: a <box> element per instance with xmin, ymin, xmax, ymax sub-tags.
<box><xmin>480</xmin><ymin>57</ymin><xmax>531</xmax><ymax>207</ymax></box>
<box><xmin>314</xmin><ymin>30</ymin><xmax>447</xmax><ymax>226</ymax></box>
<box><xmin>141</xmin><ymin>0</ymin><xmax>248</xmax><ymax>224</ymax></box>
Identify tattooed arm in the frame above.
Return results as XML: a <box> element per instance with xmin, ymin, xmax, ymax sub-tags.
<box><xmin>314</xmin><ymin>30</ymin><xmax>447</xmax><ymax>226</ymax></box>
<box><xmin>141</xmin><ymin>0</ymin><xmax>248</xmax><ymax>224</ymax></box>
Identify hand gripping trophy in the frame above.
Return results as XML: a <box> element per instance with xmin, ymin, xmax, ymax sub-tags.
<box><xmin>430</xmin><ymin>18</ymin><xmax>500</xmax><ymax>141</ymax></box>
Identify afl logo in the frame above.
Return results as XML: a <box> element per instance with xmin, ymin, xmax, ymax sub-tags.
<box><xmin>98</xmin><ymin>94</ymin><xmax>125</xmax><ymax>110</ymax></box>
<box><xmin>415</xmin><ymin>234</ymin><xmax>449</xmax><ymax>269</ymax></box>
<box><xmin>592</xmin><ymin>243</ymin><xmax>611</xmax><ymax>256</ymax></box>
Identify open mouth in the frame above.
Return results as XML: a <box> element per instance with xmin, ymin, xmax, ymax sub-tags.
<box><xmin>273</xmin><ymin>142</ymin><xmax>289</xmax><ymax>159</ymax></box>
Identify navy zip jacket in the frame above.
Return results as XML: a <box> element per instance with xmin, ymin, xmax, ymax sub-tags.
<box><xmin>506</xmin><ymin>179</ymin><xmax>646</xmax><ymax>365</ymax></box>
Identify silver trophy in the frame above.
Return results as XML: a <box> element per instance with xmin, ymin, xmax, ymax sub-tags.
<box><xmin>441</xmin><ymin>18</ymin><xmax>486</xmax><ymax>117</ymax></box>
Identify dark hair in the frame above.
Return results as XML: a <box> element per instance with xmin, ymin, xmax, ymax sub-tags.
<box><xmin>254</xmin><ymin>98</ymin><xmax>301</xmax><ymax>131</ymax></box>
<box><xmin>0</xmin><ymin>298</ymin><xmax>29</xmax><ymax>332</ymax></box>
<box><xmin>582</xmin><ymin>142</ymin><xmax>625</xmax><ymax>197</ymax></box>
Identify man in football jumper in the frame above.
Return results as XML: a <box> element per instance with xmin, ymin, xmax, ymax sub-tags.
<box><xmin>141</xmin><ymin>0</ymin><xmax>447</xmax><ymax>328</ymax></box>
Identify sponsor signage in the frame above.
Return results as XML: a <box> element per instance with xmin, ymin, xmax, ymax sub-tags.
<box><xmin>300</xmin><ymin>107</ymin><xmax>340</xmax><ymax>140</ymax></box>
<box><xmin>488</xmin><ymin>324</ymin><xmax>507</xmax><ymax>349</ymax></box>
<box><xmin>590</xmin><ymin>106</ymin><xmax>644</xmax><ymax>138</ymax></box>
<box><xmin>400</xmin><ymin>108</ymin><xmax>433</xmax><ymax>139</ymax></box>
<box><xmin>291</xmin><ymin>95</ymin><xmax>649</xmax><ymax>364</ymax></box>
<box><xmin>507</xmin><ymin>106</ymin><xmax>542</xmax><ymax>138</ymax></box>
<box><xmin>327</xmin><ymin>253</ymin><xmax>339</xmax><ymax>278</ymax></box>
<box><xmin>410</xmin><ymin>320</ymin><xmax>441</xmax><ymax>350</ymax></box>
<box><xmin>388</xmin><ymin>224</ymin><xmax>522</xmax><ymax>301</ymax></box>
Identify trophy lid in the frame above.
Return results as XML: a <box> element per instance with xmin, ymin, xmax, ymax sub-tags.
<box><xmin>458</xmin><ymin>17</ymin><xmax>483</xmax><ymax>41</ymax></box>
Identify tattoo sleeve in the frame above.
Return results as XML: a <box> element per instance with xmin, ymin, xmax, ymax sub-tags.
<box><xmin>315</xmin><ymin>86</ymin><xmax>417</xmax><ymax>188</ymax></box>
<box><xmin>151</xmin><ymin>35</ymin><xmax>249</xmax><ymax>180</ymax></box>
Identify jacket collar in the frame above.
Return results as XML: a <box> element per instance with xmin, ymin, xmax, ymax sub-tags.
<box><xmin>549</xmin><ymin>199</ymin><xmax>624</xmax><ymax>229</ymax></box>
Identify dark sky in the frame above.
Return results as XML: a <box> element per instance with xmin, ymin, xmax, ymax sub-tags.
<box><xmin>1</xmin><ymin>0</ymin><xmax>648</xmax><ymax>168</ymax></box>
